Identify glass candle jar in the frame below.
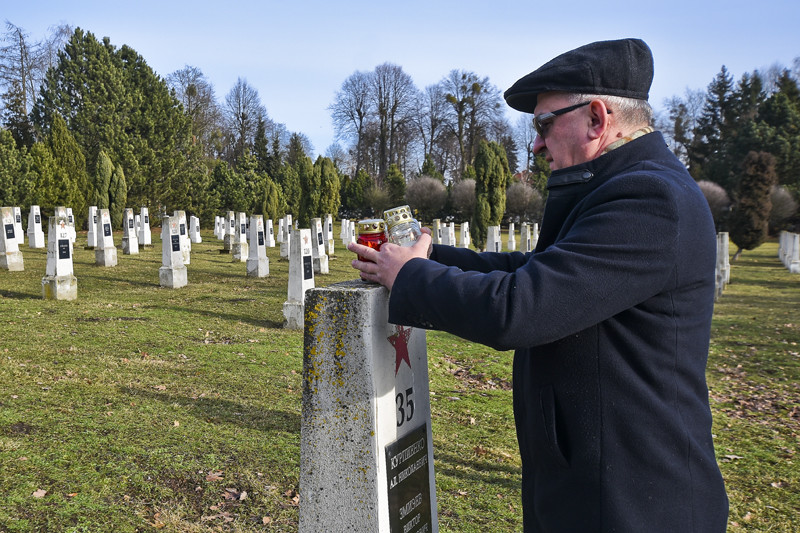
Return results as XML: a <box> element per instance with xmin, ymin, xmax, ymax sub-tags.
<box><xmin>383</xmin><ymin>205</ymin><xmax>421</xmax><ymax>247</ymax></box>
<box><xmin>356</xmin><ymin>218</ymin><xmax>387</xmax><ymax>262</ymax></box>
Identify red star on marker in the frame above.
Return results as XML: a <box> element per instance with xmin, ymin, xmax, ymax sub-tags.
<box><xmin>388</xmin><ymin>325</ymin><xmax>413</xmax><ymax>375</ymax></box>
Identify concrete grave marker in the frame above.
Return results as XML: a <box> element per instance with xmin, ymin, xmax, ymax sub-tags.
<box><xmin>282</xmin><ymin>228</ymin><xmax>314</xmax><ymax>329</ymax></box>
<box><xmin>139</xmin><ymin>207</ymin><xmax>152</xmax><ymax>247</ymax></box>
<box><xmin>13</xmin><ymin>207</ymin><xmax>24</xmax><ymax>247</ymax></box>
<box><xmin>190</xmin><ymin>216</ymin><xmax>202</xmax><ymax>244</ymax></box>
<box><xmin>340</xmin><ymin>218</ymin><xmax>348</xmax><ymax>243</ymax></box>
<box><xmin>507</xmin><ymin>223</ymin><xmax>516</xmax><ymax>251</ymax></box>
<box><xmin>66</xmin><ymin>208</ymin><xmax>76</xmax><ymax>243</ymax></box>
<box><xmin>432</xmin><ymin>219</ymin><xmax>442</xmax><ymax>245</ymax></box>
<box><xmin>94</xmin><ymin>208</ymin><xmax>118</xmax><ymax>267</ymax></box>
<box><xmin>159</xmin><ymin>215</ymin><xmax>187</xmax><ymax>289</ymax></box>
<box><xmin>86</xmin><ymin>206</ymin><xmax>98</xmax><ymax>249</ymax></box>
<box><xmin>232</xmin><ymin>212</ymin><xmax>248</xmax><ymax>262</ymax></box>
<box><xmin>301</xmin><ymin>281</ymin><xmax>438</xmax><ymax>533</ymax></box>
<box><xmin>246</xmin><ymin>215</ymin><xmax>269</xmax><ymax>278</ymax></box>
<box><xmin>280</xmin><ymin>216</ymin><xmax>292</xmax><ymax>259</ymax></box>
<box><xmin>265</xmin><ymin>219</ymin><xmax>276</xmax><ymax>247</ymax></box>
<box><xmin>486</xmin><ymin>225</ymin><xmax>501</xmax><ymax>252</ymax></box>
<box><xmin>459</xmin><ymin>222</ymin><xmax>470</xmax><ymax>248</ymax></box>
<box><xmin>221</xmin><ymin>210</ymin><xmax>235</xmax><ymax>253</ymax></box>
<box><xmin>0</xmin><ymin>206</ymin><xmax>24</xmax><ymax>271</ymax></box>
<box><xmin>27</xmin><ymin>205</ymin><xmax>45</xmax><ymax>248</ymax></box>
<box><xmin>122</xmin><ymin>208</ymin><xmax>139</xmax><ymax>255</ymax></box>
<box><xmin>174</xmin><ymin>210</ymin><xmax>191</xmax><ymax>265</ymax></box>
<box><xmin>311</xmin><ymin>217</ymin><xmax>329</xmax><ymax>274</ymax></box>
<box><xmin>324</xmin><ymin>214</ymin><xmax>335</xmax><ymax>255</ymax></box>
<box><xmin>42</xmin><ymin>208</ymin><xmax>77</xmax><ymax>300</ymax></box>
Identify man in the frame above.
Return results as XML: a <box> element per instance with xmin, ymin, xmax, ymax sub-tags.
<box><xmin>349</xmin><ymin>38</ymin><xmax>728</xmax><ymax>532</ymax></box>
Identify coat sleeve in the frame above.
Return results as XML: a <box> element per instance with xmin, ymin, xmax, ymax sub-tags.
<box><xmin>388</xmin><ymin>174</ymin><xmax>681</xmax><ymax>351</ymax></box>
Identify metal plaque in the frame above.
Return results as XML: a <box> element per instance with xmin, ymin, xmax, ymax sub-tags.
<box><xmin>385</xmin><ymin>423</ymin><xmax>433</xmax><ymax>533</ymax></box>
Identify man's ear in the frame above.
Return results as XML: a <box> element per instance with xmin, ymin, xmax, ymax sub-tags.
<box><xmin>587</xmin><ymin>99</ymin><xmax>610</xmax><ymax>140</ymax></box>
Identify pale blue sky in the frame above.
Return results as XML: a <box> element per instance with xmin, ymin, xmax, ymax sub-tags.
<box><xmin>6</xmin><ymin>1</ymin><xmax>799</xmax><ymax>157</ymax></box>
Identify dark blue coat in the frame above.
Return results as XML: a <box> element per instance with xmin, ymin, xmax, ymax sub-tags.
<box><xmin>389</xmin><ymin>132</ymin><xmax>728</xmax><ymax>532</ymax></box>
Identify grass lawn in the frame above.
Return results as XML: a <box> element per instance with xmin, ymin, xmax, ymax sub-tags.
<box><xmin>0</xmin><ymin>229</ymin><xmax>797</xmax><ymax>532</ymax></box>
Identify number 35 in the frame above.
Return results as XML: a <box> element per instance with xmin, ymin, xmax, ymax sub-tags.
<box><xmin>396</xmin><ymin>387</ymin><xmax>414</xmax><ymax>427</ymax></box>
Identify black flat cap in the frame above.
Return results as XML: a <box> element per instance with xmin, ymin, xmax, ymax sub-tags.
<box><xmin>504</xmin><ymin>38</ymin><xmax>654</xmax><ymax>113</ymax></box>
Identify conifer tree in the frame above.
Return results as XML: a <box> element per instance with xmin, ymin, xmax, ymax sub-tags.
<box><xmin>92</xmin><ymin>151</ymin><xmax>113</xmax><ymax>210</ymax></box>
<box><xmin>297</xmin><ymin>155</ymin><xmax>320</xmax><ymax>228</ymax></box>
<box><xmin>109</xmin><ymin>163</ymin><xmax>127</xmax><ymax>227</ymax></box>
<box><xmin>315</xmin><ymin>156</ymin><xmax>341</xmax><ymax>218</ymax></box>
<box><xmin>729</xmin><ymin>151</ymin><xmax>777</xmax><ymax>259</ymax></box>
<box><xmin>384</xmin><ymin>164</ymin><xmax>406</xmax><ymax>206</ymax></box>
<box><xmin>0</xmin><ymin>128</ymin><xmax>22</xmax><ymax>205</ymax></box>
<box><xmin>471</xmin><ymin>140</ymin><xmax>509</xmax><ymax>249</ymax></box>
<box><xmin>47</xmin><ymin>113</ymin><xmax>87</xmax><ymax>220</ymax></box>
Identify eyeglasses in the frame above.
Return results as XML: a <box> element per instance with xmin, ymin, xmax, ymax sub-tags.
<box><xmin>533</xmin><ymin>101</ymin><xmax>591</xmax><ymax>138</ymax></box>
<box><xmin>533</xmin><ymin>101</ymin><xmax>611</xmax><ymax>139</ymax></box>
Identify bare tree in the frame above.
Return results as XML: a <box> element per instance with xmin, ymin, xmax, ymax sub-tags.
<box><xmin>330</xmin><ymin>70</ymin><xmax>374</xmax><ymax>175</ymax></box>
<box><xmin>505</xmin><ymin>181</ymin><xmax>543</xmax><ymax>223</ymax></box>
<box><xmin>0</xmin><ymin>22</ymin><xmax>38</xmax><ymax>116</ymax></box>
<box><xmin>167</xmin><ymin>65</ymin><xmax>223</xmax><ymax>157</ymax></box>
<box><xmin>514</xmin><ymin>114</ymin><xmax>536</xmax><ymax>173</ymax></box>
<box><xmin>450</xmin><ymin>178</ymin><xmax>476</xmax><ymax>221</ymax></box>
<box><xmin>223</xmin><ymin>77</ymin><xmax>267</xmax><ymax>164</ymax></box>
<box><xmin>371</xmin><ymin>62</ymin><xmax>419</xmax><ymax>184</ymax></box>
<box><xmin>441</xmin><ymin>69</ymin><xmax>504</xmax><ymax>180</ymax></box>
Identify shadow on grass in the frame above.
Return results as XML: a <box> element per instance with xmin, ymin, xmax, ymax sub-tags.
<box><xmin>434</xmin><ymin>451</ymin><xmax>521</xmax><ymax>492</ymax></box>
<box><xmin>0</xmin><ymin>288</ymin><xmax>42</xmax><ymax>299</ymax></box>
<box><xmin>121</xmin><ymin>385</ymin><xmax>300</xmax><ymax>434</ymax></box>
<box><xmin>160</xmin><ymin>305</ymin><xmax>285</xmax><ymax>329</ymax></box>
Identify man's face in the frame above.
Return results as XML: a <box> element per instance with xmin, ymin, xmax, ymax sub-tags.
<box><xmin>532</xmin><ymin>92</ymin><xmax>591</xmax><ymax>171</ymax></box>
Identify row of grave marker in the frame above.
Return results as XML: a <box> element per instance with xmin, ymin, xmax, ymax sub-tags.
<box><xmin>778</xmin><ymin>231</ymin><xmax>800</xmax><ymax>274</ymax></box>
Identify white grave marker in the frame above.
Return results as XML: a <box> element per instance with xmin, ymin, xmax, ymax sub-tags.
<box><xmin>432</xmin><ymin>219</ymin><xmax>442</xmax><ymax>245</ymax></box>
<box><xmin>311</xmin><ymin>217</ymin><xmax>329</xmax><ymax>274</ymax></box>
<box><xmin>190</xmin><ymin>215</ymin><xmax>202</xmax><ymax>244</ymax></box>
<box><xmin>265</xmin><ymin>219</ymin><xmax>276</xmax><ymax>247</ymax></box>
<box><xmin>66</xmin><ymin>208</ymin><xmax>76</xmax><ymax>243</ymax></box>
<box><xmin>13</xmin><ymin>207</ymin><xmax>24</xmax><ymax>247</ymax></box>
<box><xmin>246</xmin><ymin>215</ymin><xmax>269</xmax><ymax>277</ymax></box>
<box><xmin>174</xmin><ymin>210</ymin><xmax>191</xmax><ymax>265</ymax></box>
<box><xmin>280</xmin><ymin>215</ymin><xmax>292</xmax><ymax>258</ymax></box>
<box><xmin>0</xmin><ymin>206</ymin><xmax>24</xmax><ymax>271</ymax></box>
<box><xmin>42</xmin><ymin>208</ymin><xmax>77</xmax><ymax>300</ymax></box>
<box><xmin>301</xmin><ymin>281</ymin><xmax>438</xmax><ymax>533</ymax></box>
<box><xmin>507</xmin><ymin>223</ymin><xmax>516</xmax><ymax>251</ymax></box>
<box><xmin>222</xmin><ymin>210</ymin><xmax>235</xmax><ymax>253</ymax></box>
<box><xmin>139</xmin><ymin>207</ymin><xmax>152</xmax><ymax>247</ymax></box>
<box><xmin>459</xmin><ymin>221</ymin><xmax>470</xmax><ymax>248</ymax></box>
<box><xmin>324</xmin><ymin>214</ymin><xmax>335</xmax><ymax>255</ymax></box>
<box><xmin>232</xmin><ymin>212</ymin><xmax>248</xmax><ymax>262</ymax></box>
<box><xmin>486</xmin><ymin>225</ymin><xmax>502</xmax><ymax>253</ymax></box>
<box><xmin>122</xmin><ymin>208</ymin><xmax>139</xmax><ymax>255</ymax></box>
<box><xmin>27</xmin><ymin>205</ymin><xmax>45</xmax><ymax>248</ymax></box>
<box><xmin>159</xmin><ymin>215</ymin><xmax>188</xmax><ymax>289</ymax></box>
<box><xmin>282</xmin><ymin>228</ymin><xmax>314</xmax><ymax>329</ymax></box>
<box><xmin>95</xmin><ymin>208</ymin><xmax>118</xmax><ymax>267</ymax></box>
<box><xmin>86</xmin><ymin>206</ymin><xmax>98</xmax><ymax>249</ymax></box>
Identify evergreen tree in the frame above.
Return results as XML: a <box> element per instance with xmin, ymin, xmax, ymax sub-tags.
<box><xmin>260</xmin><ymin>175</ymin><xmax>284</xmax><ymax>224</ymax></box>
<box><xmin>109</xmin><ymin>163</ymin><xmax>127</xmax><ymax>227</ymax></box>
<box><xmin>20</xmin><ymin>142</ymin><xmax>57</xmax><ymax>209</ymax></box>
<box><xmin>693</xmin><ymin>66</ymin><xmax>736</xmax><ymax>186</ymax></box>
<box><xmin>92</xmin><ymin>151</ymin><xmax>113</xmax><ymax>210</ymax></box>
<box><xmin>384</xmin><ymin>163</ymin><xmax>406</xmax><ymax>206</ymax></box>
<box><xmin>419</xmin><ymin>153</ymin><xmax>444</xmax><ymax>183</ymax></box>
<box><xmin>1</xmin><ymin>79</ymin><xmax>35</xmax><ymax>148</ymax></box>
<box><xmin>0</xmin><ymin>128</ymin><xmax>22</xmax><ymax>205</ymax></box>
<box><xmin>46</xmin><ymin>113</ymin><xmax>87</xmax><ymax>221</ymax></box>
<box><xmin>471</xmin><ymin>140</ymin><xmax>509</xmax><ymax>249</ymax></box>
<box><xmin>209</xmin><ymin>160</ymin><xmax>248</xmax><ymax>213</ymax></box>
<box><xmin>275</xmin><ymin>164</ymin><xmax>301</xmax><ymax>216</ymax></box>
<box><xmin>729</xmin><ymin>151</ymin><xmax>778</xmax><ymax>258</ymax></box>
<box><xmin>315</xmin><ymin>156</ymin><xmax>341</xmax><ymax>217</ymax></box>
<box><xmin>297</xmin><ymin>155</ymin><xmax>320</xmax><ymax>228</ymax></box>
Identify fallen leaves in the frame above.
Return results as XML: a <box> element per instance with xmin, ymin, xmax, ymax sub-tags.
<box><xmin>32</xmin><ymin>489</ymin><xmax>47</xmax><ymax>498</ymax></box>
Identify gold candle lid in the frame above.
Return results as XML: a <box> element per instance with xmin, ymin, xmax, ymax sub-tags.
<box><xmin>357</xmin><ymin>218</ymin><xmax>386</xmax><ymax>234</ymax></box>
<box><xmin>383</xmin><ymin>205</ymin><xmax>414</xmax><ymax>230</ymax></box>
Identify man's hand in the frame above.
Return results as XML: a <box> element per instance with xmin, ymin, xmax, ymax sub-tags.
<box><xmin>347</xmin><ymin>232</ymin><xmax>432</xmax><ymax>291</ymax></box>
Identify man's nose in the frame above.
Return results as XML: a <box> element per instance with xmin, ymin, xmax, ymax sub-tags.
<box><xmin>533</xmin><ymin>133</ymin><xmax>546</xmax><ymax>154</ymax></box>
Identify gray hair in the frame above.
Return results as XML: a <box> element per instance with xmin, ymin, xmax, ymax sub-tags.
<box><xmin>567</xmin><ymin>93</ymin><xmax>653</xmax><ymax>129</ymax></box>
